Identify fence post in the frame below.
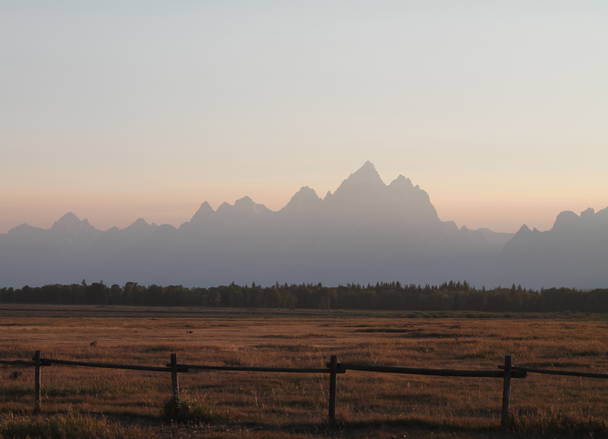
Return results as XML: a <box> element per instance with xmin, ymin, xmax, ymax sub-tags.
<box><xmin>501</xmin><ymin>355</ymin><xmax>512</xmax><ymax>429</ymax></box>
<box><xmin>170</xmin><ymin>353</ymin><xmax>180</xmax><ymax>402</ymax></box>
<box><xmin>328</xmin><ymin>355</ymin><xmax>338</xmax><ymax>426</ymax></box>
<box><xmin>33</xmin><ymin>350</ymin><xmax>42</xmax><ymax>414</ymax></box>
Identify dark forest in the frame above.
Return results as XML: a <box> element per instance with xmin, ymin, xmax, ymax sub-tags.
<box><xmin>2</xmin><ymin>281</ymin><xmax>607</xmax><ymax>313</ymax></box>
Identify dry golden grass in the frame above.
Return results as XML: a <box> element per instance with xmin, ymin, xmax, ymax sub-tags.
<box><xmin>0</xmin><ymin>305</ymin><xmax>607</xmax><ymax>438</ymax></box>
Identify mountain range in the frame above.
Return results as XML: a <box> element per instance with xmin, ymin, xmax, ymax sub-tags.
<box><xmin>1</xmin><ymin>162</ymin><xmax>606</xmax><ymax>289</ymax></box>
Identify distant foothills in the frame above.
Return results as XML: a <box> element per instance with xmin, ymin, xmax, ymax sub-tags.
<box><xmin>1</xmin><ymin>162</ymin><xmax>607</xmax><ymax>289</ymax></box>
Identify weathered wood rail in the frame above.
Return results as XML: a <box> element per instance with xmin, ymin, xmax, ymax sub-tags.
<box><xmin>340</xmin><ymin>363</ymin><xmax>526</xmax><ymax>378</ymax></box>
<box><xmin>498</xmin><ymin>365</ymin><xmax>608</xmax><ymax>379</ymax></box>
<box><xmin>1</xmin><ymin>351</ymin><xmax>606</xmax><ymax>429</ymax></box>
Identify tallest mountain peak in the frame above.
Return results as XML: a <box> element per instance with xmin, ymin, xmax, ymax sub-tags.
<box><xmin>331</xmin><ymin>161</ymin><xmax>386</xmax><ymax>200</ymax></box>
<box><xmin>55</xmin><ymin>212</ymin><xmax>80</xmax><ymax>224</ymax></box>
<box><xmin>342</xmin><ymin>161</ymin><xmax>384</xmax><ymax>186</ymax></box>
<box><xmin>52</xmin><ymin>212</ymin><xmax>83</xmax><ymax>230</ymax></box>
<box><xmin>356</xmin><ymin>160</ymin><xmax>379</xmax><ymax>176</ymax></box>
<box><xmin>50</xmin><ymin>212</ymin><xmax>96</xmax><ymax>234</ymax></box>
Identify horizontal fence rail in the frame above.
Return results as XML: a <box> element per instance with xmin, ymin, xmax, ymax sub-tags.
<box><xmin>499</xmin><ymin>365</ymin><xmax>608</xmax><ymax>379</ymax></box>
<box><xmin>0</xmin><ymin>360</ymin><xmax>36</xmax><ymax>367</ymax></box>
<box><xmin>341</xmin><ymin>363</ymin><xmax>527</xmax><ymax>378</ymax></box>
<box><xmin>43</xmin><ymin>358</ymin><xmax>187</xmax><ymax>373</ymax></box>
<box><xmin>171</xmin><ymin>363</ymin><xmax>344</xmax><ymax>374</ymax></box>
<box><xmin>1</xmin><ymin>351</ymin><xmax>606</xmax><ymax>429</ymax></box>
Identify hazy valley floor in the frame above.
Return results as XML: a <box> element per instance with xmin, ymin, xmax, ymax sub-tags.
<box><xmin>0</xmin><ymin>306</ymin><xmax>607</xmax><ymax>438</ymax></box>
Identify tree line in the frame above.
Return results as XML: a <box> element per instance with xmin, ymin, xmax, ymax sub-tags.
<box><xmin>1</xmin><ymin>281</ymin><xmax>607</xmax><ymax>313</ymax></box>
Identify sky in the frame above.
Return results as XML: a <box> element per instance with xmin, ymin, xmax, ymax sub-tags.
<box><xmin>1</xmin><ymin>1</ymin><xmax>607</xmax><ymax>233</ymax></box>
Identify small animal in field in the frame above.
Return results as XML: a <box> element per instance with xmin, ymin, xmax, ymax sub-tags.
<box><xmin>90</xmin><ymin>340</ymin><xmax>98</xmax><ymax>347</ymax></box>
<box><xmin>187</xmin><ymin>330</ymin><xmax>193</xmax><ymax>334</ymax></box>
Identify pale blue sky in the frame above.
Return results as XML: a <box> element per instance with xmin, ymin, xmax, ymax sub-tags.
<box><xmin>1</xmin><ymin>1</ymin><xmax>607</xmax><ymax>232</ymax></box>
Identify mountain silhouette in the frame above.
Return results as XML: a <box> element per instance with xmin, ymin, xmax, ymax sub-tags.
<box><xmin>280</xmin><ymin>187</ymin><xmax>322</xmax><ymax>215</ymax></box>
<box><xmin>50</xmin><ymin>212</ymin><xmax>98</xmax><ymax>236</ymax></box>
<box><xmin>0</xmin><ymin>162</ymin><xmax>605</xmax><ymax>288</ymax></box>
<box><xmin>500</xmin><ymin>207</ymin><xmax>608</xmax><ymax>288</ymax></box>
<box><xmin>189</xmin><ymin>202</ymin><xmax>214</xmax><ymax>224</ymax></box>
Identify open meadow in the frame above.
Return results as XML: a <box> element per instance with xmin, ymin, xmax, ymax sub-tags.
<box><xmin>1</xmin><ymin>305</ymin><xmax>607</xmax><ymax>438</ymax></box>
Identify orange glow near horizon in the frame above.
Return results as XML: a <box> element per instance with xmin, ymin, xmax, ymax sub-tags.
<box><xmin>2</xmin><ymin>3</ymin><xmax>607</xmax><ymax>235</ymax></box>
<box><xmin>2</xmin><ymin>174</ymin><xmax>605</xmax><ymax>234</ymax></box>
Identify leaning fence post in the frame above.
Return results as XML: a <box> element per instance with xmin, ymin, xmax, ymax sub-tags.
<box><xmin>33</xmin><ymin>350</ymin><xmax>42</xmax><ymax>414</ymax></box>
<box><xmin>501</xmin><ymin>355</ymin><xmax>512</xmax><ymax>429</ymax></box>
<box><xmin>328</xmin><ymin>355</ymin><xmax>338</xmax><ymax>426</ymax></box>
<box><xmin>170</xmin><ymin>353</ymin><xmax>180</xmax><ymax>402</ymax></box>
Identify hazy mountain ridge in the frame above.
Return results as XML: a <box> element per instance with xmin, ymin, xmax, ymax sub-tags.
<box><xmin>500</xmin><ymin>207</ymin><xmax>608</xmax><ymax>288</ymax></box>
<box><xmin>1</xmin><ymin>162</ymin><xmax>606</xmax><ymax>289</ymax></box>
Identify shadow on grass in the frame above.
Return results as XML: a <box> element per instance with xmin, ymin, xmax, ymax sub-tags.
<box><xmin>0</xmin><ymin>411</ymin><xmax>149</xmax><ymax>439</ymax></box>
<box><xmin>216</xmin><ymin>418</ymin><xmax>504</xmax><ymax>438</ymax></box>
<box><xmin>7</xmin><ymin>409</ymin><xmax>605</xmax><ymax>439</ymax></box>
<box><xmin>27</xmin><ymin>409</ymin><xmax>164</xmax><ymax>427</ymax></box>
<box><xmin>210</xmin><ymin>416</ymin><xmax>608</xmax><ymax>439</ymax></box>
<box><xmin>0</xmin><ymin>383</ymin><xmax>121</xmax><ymax>399</ymax></box>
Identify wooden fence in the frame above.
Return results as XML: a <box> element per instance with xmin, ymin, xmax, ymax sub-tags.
<box><xmin>2</xmin><ymin>352</ymin><xmax>607</xmax><ymax>429</ymax></box>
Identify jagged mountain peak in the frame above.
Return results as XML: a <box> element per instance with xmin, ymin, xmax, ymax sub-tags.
<box><xmin>295</xmin><ymin>186</ymin><xmax>321</xmax><ymax>202</ymax></box>
<box><xmin>218</xmin><ymin>196</ymin><xmax>271</xmax><ymax>216</ymax></box>
<box><xmin>294</xmin><ymin>186</ymin><xmax>318</xmax><ymax>197</ymax></box>
<box><xmin>234</xmin><ymin>196</ymin><xmax>255</xmax><ymax>208</ymax></box>
<box><xmin>51</xmin><ymin>212</ymin><xmax>96</xmax><ymax>233</ymax></box>
<box><xmin>282</xmin><ymin>186</ymin><xmax>322</xmax><ymax>213</ymax></box>
<box><xmin>52</xmin><ymin>212</ymin><xmax>81</xmax><ymax>228</ymax></box>
<box><xmin>342</xmin><ymin>161</ymin><xmax>384</xmax><ymax>186</ymax></box>
<box><xmin>125</xmin><ymin>218</ymin><xmax>154</xmax><ymax>231</ymax></box>
<box><xmin>389</xmin><ymin>174</ymin><xmax>413</xmax><ymax>188</ymax></box>
<box><xmin>317</xmin><ymin>162</ymin><xmax>440</xmax><ymax>223</ymax></box>
<box><xmin>200</xmin><ymin>201</ymin><xmax>213</xmax><ymax>211</ymax></box>
<box><xmin>360</xmin><ymin>160</ymin><xmax>376</xmax><ymax>171</ymax></box>
<box><xmin>553</xmin><ymin>210</ymin><xmax>579</xmax><ymax>230</ymax></box>
<box><xmin>190</xmin><ymin>201</ymin><xmax>214</xmax><ymax>223</ymax></box>
<box><xmin>217</xmin><ymin>201</ymin><xmax>232</xmax><ymax>212</ymax></box>
<box><xmin>331</xmin><ymin>161</ymin><xmax>385</xmax><ymax>202</ymax></box>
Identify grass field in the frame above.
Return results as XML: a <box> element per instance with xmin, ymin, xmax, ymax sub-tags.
<box><xmin>0</xmin><ymin>305</ymin><xmax>607</xmax><ymax>438</ymax></box>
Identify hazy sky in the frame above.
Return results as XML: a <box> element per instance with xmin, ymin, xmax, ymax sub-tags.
<box><xmin>2</xmin><ymin>1</ymin><xmax>607</xmax><ymax>233</ymax></box>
